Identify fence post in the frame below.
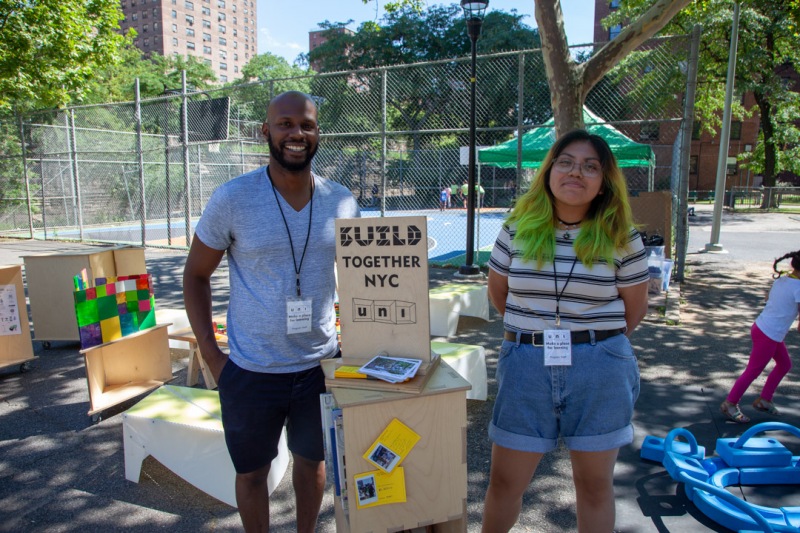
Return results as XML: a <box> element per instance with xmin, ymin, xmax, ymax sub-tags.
<box><xmin>68</xmin><ymin>110</ymin><xmax>85</xmax><ymax>241</ymax></box>
<box><xmin>516</xmin><ymin>51</ymin><xmax>525</xmax><ymax>187</ymax></box>
<box><xmin>675</xmin><ymin>25</ymin><xmax>702</xmax><ymax>282</ymax></box>
<box><xmin>16</xmin><ymin>109</ymin><xmax>34</xmax><ymax>238</ymax></box>
<box><xmin>181</xmin><ymin>70</ymin><xmax>192</xmax><ymax>248</ymax></box>
<box><xmin>380</xmin><ymin>69</ymin><xmax>387</xmax><ymax>215</ymax></box>
<box><xmin>135</xmin><ymin>79</ymin><xmax>147</xmax><ymax>246</ymax></box>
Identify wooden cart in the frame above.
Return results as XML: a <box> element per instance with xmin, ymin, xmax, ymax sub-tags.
<box><xmin>0</xmin><ymin>265</ymin><xmax>36</xmax><ymax>373</ymax></box>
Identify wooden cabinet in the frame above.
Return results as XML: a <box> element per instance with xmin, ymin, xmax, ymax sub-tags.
<box><xmin>329</xmin><ymin>362</ymin><xmax>470</xmax><ymax>533</ymax></box>
<box><xmin>0</xmin><ymin>265</ymin><xmax>35</xmax><ymax>372</ymax></box>
<box><xmin>22</xmin><ymin>246</ymin><xmax>146</xmax><ymax>343</ymax></box>
<box><xmin>81</xmin><ymin>324</ymin><xmax>173</xmax><ymax>417</ymax></box>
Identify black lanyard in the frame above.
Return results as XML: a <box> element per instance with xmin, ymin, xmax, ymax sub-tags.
<box><xmin>552</xmin><ymin>256</ymin><xmax>578</xmax><ymax>327</ymax></box>
<box><xmin>267</xmin><ymin>168</ymin><xmax>313</xmax><ymax>297</ymax></box>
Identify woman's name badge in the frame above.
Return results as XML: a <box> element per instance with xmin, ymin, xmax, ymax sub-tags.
<box><xmin>544</xmin><ymin>329</ymin><xmax>572</xmax><ymax>366</ymax></box>
<box><xmin>287</xmin><ymin>297</ymin><xmax>312</xmax><ymax>335</ymax></box>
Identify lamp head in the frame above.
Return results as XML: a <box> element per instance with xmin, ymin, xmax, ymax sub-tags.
<box><xmin>460</xmin><ymin>0</ymin><xmax>489</xmax><ymax>40</ymax></box>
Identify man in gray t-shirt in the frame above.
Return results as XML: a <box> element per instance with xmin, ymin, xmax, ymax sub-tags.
<box><xmin>183</xmin><ymin>91</ymin><xmax>359</xmax><ymax>533</ymax></box>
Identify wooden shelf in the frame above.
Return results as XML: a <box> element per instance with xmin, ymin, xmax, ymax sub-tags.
<box><xmin>81</xmin><ymin>324</ymin><xmax>173</xmax><ymax>416</ymax></box>
<box><xmin>0</xmin><ymin>265</ymin><xmax>35</xmax><ymax>372</ymax></box>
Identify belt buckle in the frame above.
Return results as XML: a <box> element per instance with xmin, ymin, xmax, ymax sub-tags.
<box><xmin>532</xmin><ymin>333</ymin><xmax>543</xmax><ymax>347</ymax></box>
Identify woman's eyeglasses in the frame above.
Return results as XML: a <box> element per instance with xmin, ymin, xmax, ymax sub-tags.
<box><xmin>552</xmin><ymin>157</ymin><xmax>602</xmax><ymax>178</ymax></box>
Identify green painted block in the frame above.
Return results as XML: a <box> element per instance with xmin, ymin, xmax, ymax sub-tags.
<box><xmin>74</xmin><ymin>290</ymin><xmax>87</xmax><ymax>304</ymax></box>
<box><xmin>138</xmin><ymin>309</ymin><xmax>155</xmax><ymax>330</ymax></box>
<box><xmin>137</xmin><ymin>288</ymin><xmax>149</xmax><ymax>301</ymax></box>
<box><xmin>75</xmin><ymin>300</ymin><xmax>99</xmax><ymax>327</ymax></box>
<box><xmin>96</xmin><ymin>284</ymin><xmax>107</xmax><ymax>298</ymax></box>
<box><xmin>96</xmin><ymin>294</ymin><xmax>118</xmax><ymax>321</ymax></box>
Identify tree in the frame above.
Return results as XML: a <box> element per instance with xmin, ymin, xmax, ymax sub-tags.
<box><xmin>0</xmin><ymin>0</ymin><xmax>127</xmax><ymax>111</ymax></box>
<box><xmin>610</xmin><ymin>0</ymin><xmax>800</xmax><ymax>202</ymax></box>
<box><xmin>534</xmin><ymin>0</ymin><xmax>693</xmax><ymax>136</ymax></box>
<box><xmin>309</xmin><ymin>5</ymin><xmax>542</xmax><ymax>150</ymax></box>
<box><xmin>231</xmin><ymin>52</ymin><xmax>313</xmax><ymax>123</ymax></box>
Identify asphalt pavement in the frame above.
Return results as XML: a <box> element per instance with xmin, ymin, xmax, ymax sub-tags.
<box><xmin>1</xmin><ymin>205</ymin><xmax>799</xmax><ymax>532</ymax></box>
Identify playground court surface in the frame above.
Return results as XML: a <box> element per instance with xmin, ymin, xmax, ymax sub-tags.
<box><xmin>1</xmin><ymin>205</ymin><xmax>799</xmax><ymax>532</ymax></box>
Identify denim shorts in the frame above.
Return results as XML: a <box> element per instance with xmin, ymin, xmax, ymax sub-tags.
<box><xmin>217</xmin><ymin>359</ymin><xmax>327</xmax><ymax>474</ymax></box>
<box><xmin>489</xmin><ymin>333</ymin><xmax>640</xmax><ymax>453</ymax></box>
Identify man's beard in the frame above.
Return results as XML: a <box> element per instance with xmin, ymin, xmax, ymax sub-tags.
<box><xmin>267</xmin><ymin>134</ymin><xmax>317</xmax><ymax>172</ymax></box>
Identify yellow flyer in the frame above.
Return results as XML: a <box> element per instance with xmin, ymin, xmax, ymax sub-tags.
<box><xmin>362</xmin><ymin>418</ymin><xmax>420</xmax><ymax>473</ymax></box>
<box><xmin>354</xmin><ymin>467</ymin><xmax>407</xmax><ymax>509</ymax></box>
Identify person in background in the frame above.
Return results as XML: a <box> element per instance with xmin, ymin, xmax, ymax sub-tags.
<box><xmin>371</xmin><ymin>183</ymin><xmax>379</xmax><ymax>207</ymax></box>
<box><xmin>720</xmin><ymin>250</ymin><xmax>800</xmax><ymax>423</ymax></box>
<box><xmin>440</xmin><ymin>186</ymin><xmax>449</xmax><ymax>211</ymax></box>
<box><xmin>183</xmin><ymin>91</ymin><xmax>359</xmax><ymax>533</ymax></box>
<box><xmin>482</xmin><ymin>129</ymin><xmax>649</xmax><ymax>533</ymax></box>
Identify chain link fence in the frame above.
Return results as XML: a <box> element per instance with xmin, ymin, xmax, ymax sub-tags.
<box><xmin>0</xmin><ymin>36</ymin><xmax>692</xmax><ymax>265</ymax></box>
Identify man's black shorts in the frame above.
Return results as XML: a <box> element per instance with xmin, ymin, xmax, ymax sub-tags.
<box><xmin>217</xmin><ymin>359</ymin><xmax>326</xmax><ymax>474</ymax></box>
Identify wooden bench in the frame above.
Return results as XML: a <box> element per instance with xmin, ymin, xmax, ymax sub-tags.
<box><xmin>123</xmin><ymin>385</ymin><xmax>289</xmax><ymax>507</ymax></box>
<box><xmin>428</xmin><ymin>282</ymin><xmax>490</xmax><ymax>337</ymax></box>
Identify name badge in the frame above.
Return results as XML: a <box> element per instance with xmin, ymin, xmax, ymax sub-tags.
<box><xmin>287</xmin><ymin>297</ymin><xmax>313</xmax><ymax>335</ymax></box>
<box><xmin>544</xmin><ymin>329</ymin><xmax>572</xmax><ymax>366</ymax></box>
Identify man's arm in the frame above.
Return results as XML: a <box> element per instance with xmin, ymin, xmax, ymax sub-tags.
<box><xmin>487</xmin><ymin>269</ymin><xmax>509</xmax><ymax>316</ymax></box>
<box><xmin>183</xmin><ymin>236</ymin><xmax>227</xmax><ymax>381</ymax></box>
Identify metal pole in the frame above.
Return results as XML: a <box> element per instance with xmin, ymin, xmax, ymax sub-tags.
<box><xmin>165</xmin><ymin>96</ymin><xmax>172</xmax><ymax>246</ymax></box>
<box><xmin>135</xmin><ymin>79</ymin><xmax>147</xmax><ymax>246</ymax></box>
<box><xmin>675</xmin><ymin>25</ymin><xmax>702</xmax><ymax>282</ymax></box>
<box><xmin>706</xmin><ymin>1</ymin><xmax>739</xmax><ymax>253</ymax></box>
<box><xmin>459</xmin><ymin>18</ymin><xmax>482</xmax><ymax>277</ymax></box>
<box><xmin>16</xmin><ymin>110</ymin><xmax>34</xmax><ymax>238</ymax></box>
<box><xmin>40</xmin><ymin>154</ymin><xmax>47</xmax><ymax>240</ymax></box>
<box><xmin>182</xmin><ymin>71</ymin><xmax>192</xmax><ymax>247</ymax></box>
<box><xmin>68</xmin><ymin>110</ymin><xmax>84</xmax><ymax>241</ymax></box>
<box><xmin>381</xmin><ymin>69</ymin><xmax>387</xmax><ymax>215</ymax></box>
<box><xmin>516</xmin><ymin>52</ymin><xmax>525</xmax><ymax>206</ymax></box>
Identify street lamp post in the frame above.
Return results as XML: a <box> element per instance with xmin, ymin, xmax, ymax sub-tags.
<box><xmin>458</xmin><ymin>0</ymin><xmax>489</xmax><ymax>277</ymax></box>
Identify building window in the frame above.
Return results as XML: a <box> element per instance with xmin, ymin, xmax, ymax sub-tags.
<box><xmin>726</xmin><ymin>156</ymin><xmax>738</xmax><ymax>175</ymax></box>
<box><xmin>172</xmin><ymin>37</ymin><xmax>179</xmax><ymax>46</ymax></box>
<box><xmin>233</xmin><ymin>53</ymin><xmax>238</xmax><ymax>60</ymax></box>
<box><xmin>219</xmin><ymin>50</ymin><xmax>227</xmax><ymax>60</ymax></box>
<box><xmin>692</xmin><ymin>121</ymin><xmax>702</xmax><ymax>140</ymax></box>
<box><xmin>218</xmin><ymin>12</ymin><xmax>226</xmax><ymax>21</ymax></box>
<box><xmin>245</xmin><ymin>52</ymin><xmax>249</xmax><ymax>59</ymax></box>
<box><xmin>186</xmin><ymin>14</ymin><xmax>194</xmax><ymax>24</ymax></box>
<box><xmin>203</xmin><ymin>32</ymin><xmax>211</xmax><ymax>41</ymax></box>
<box><xmin>204</xmin><ymin>46</ymin><xmax>212</xmax><ymax>54</ymax></box>
<box><xmin>143</xmin><ymin>38</ymin><xmax>150</xmax><ymax>46</ymax></box>
<box><xmin>171</xmin><ymin>9</ymin><xmax>177</xmax><ymax>18</ymax></box>
<box><xmin>610</xmin><ymin>0</ymin><xmax>621</xmax><ymax>7</ymax></box>
<box><xmin>232</xmin><ymin>16</ymin><xmax>237</xmax><ymax>25</ymax></box>
<box><xmin>218</xmin><ymin>24</ymin><xmax>226</xmax><ymax>33</ymax></box>
<box><xmin>154</xmin><ymin>22</ymin><xmax>159</xmax><ymax>30</ymax></box>
<box><xmin>202</xmin><ymin>6</ymin><xmax>210</xmax><ymax>14</ymax></box>
<box><xmin>186</xmin><ymin>27</ymin><xmax>195</xmax><ymax>36</ymax></box>
<box><xmin>233</xmin><ymin>41</ymin><xmax>237</xmax><ymax>49</ymax></box>
<box><xmin>233</xmin><ymin>28</ymin><xmax>237</xmax><ymax>36</ymax></box>
<box><xmin>730</xmin><ymin>121</ymin><xmax>742</xmax><ymax>140</ymax></box>
<box><xmin>234</xmin><ymin>65</ymin><xmax>238</xmax><ymax>73</ymax></box>
<box><xmin>185</xmin><ymin>0</ymin><xmax>193</xmax><ymax>8</ymax></box>
<box><xmin>143</xmin><ymin>24</ymin><xmax>148</xmax><ymax>32</ymax></box>
<box><xmin>132</xmin><ymin>13</ymin><xmax>138</xmax><ymax>21</ymax></box>
<box><xmin>220</xmin><ymin>75</ymin><xmax>228</xmax><ymax>82</ymax></box>
<box><xmin>217</xmin><ymin>0</ymin><xmax>225</xmax><ymax>7</ymax></box>
<box><xmin>609</xmin><ymin>24</ymin><xmax>622</xmax><ymax>40</ymax></box>
<box><xmin>219</xmin><ymin>36</ymin><xmax>227</xmax><ymax>45</ymax></box>
<box><xmin>204</xmin><ymin>59</ymin><xmax>212</xmax><ymax>66</ymax></box>
<box><xmin>639</xmin><ymin>123</ymin><xmax>660</xmax><ymax>141</ymax></box>
<box><xmin>203</xmin><ymin>19</ymin><xmax>211</xmax><ymax>28</ymax></box>
<box><xmin>172</xmin><ymin>0</ymin><xmax>176</xmax><ymax>3</ymax></box>
<box><xmin>220</xmin><ymin>62</ymin><xmax>227</xmax><ymax>70</ymax></box>
<box><xmin>142</xmin><ymin>10</ymin><xmax>148</xmax><ymax>18</ymax></box>
<box><xmin>153</xmin><ymin>7</ymin><xmax>158</xmax><ymax>15</ymax></box>
<box><xmin>172</xmin><ymin>23</ymin><xmax>178</xmax><ymax>32</ymax></box>
<box><xmin>232</xmin><ymin>4</ymin><xmax>236</xmax><ymax>11</ymax></box>
<box><xmin>187</xmin><ymin>41</ymin><xmax>196</xmax><ymax>50</ymax></box>
<box><xmin>689</xmin><ymin>155</ymin><xmax>698</xmax><ymax>174</ymax></box>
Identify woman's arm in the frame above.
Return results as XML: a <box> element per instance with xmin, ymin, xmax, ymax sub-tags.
<box><xmin>488</xmin><ymin>269</ymin><xmax>509</xmax><ymax>316</ymax></box>
<box><xmin>618</xmin><ymin>282</ymin><xmax>648</xmax><ymax>336</ymax></box>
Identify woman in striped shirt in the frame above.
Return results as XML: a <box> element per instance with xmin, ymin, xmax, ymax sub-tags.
<box><xmin>481</xmin><ymin>129</ymin><xmax>649</xmax><ymax>533</ymax></box>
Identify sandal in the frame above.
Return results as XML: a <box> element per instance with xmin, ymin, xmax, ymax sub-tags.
<box><xmin>720</xmin><ymin>401</ymin><xmax>750</xmax><ymax>423</ymax></box>
<box><xmin>753</xmin><ymin>397</ymin><xmax>780</xmax><ymax>416</ymax></box>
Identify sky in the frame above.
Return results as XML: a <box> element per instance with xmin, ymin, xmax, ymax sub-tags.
<box><xmin>258</xmin><ymin>1</ymin><xmax>597</xmax><ymax>65</ymax></box>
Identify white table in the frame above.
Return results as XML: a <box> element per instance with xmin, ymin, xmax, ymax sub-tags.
<box><xmin>429</xmin><ymin>283</ymin><xmax>490</xmax><ymax>337</ymax></box>
<box><xmin>123</xmin><ymin>385</ymin><xmax>289</xmax><ymax>507</ymax></box>
<box><xmin>430</xmin><ymin>341</ymin><xmax>487</xmax><ymax>401</ymax></box>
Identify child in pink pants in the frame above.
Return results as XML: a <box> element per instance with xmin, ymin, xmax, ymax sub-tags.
<box><xmin>721</xmin><ymin>250</ymin><xmax>800</xmax><ymax>423</ymax></box>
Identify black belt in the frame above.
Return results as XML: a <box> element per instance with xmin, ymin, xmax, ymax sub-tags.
<box><xmin>504</xmin><ymin>328</ymin><xmax>626</xmax><ymax>346</ymax></box>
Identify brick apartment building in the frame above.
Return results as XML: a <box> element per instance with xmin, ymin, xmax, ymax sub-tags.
<box><xmin>308</xmin><ymin>27</ymin><xmax>354</xmax><ymax>73</ymax></box>
<box><xmin>593</xmin><ymin>0</ymin><xmax>761</xmax><ymax>193</ymax></box>
<box><xmin>118</xmin><ymin>0</ymin><xmax>257</xmax><ymax>84</ymax></box>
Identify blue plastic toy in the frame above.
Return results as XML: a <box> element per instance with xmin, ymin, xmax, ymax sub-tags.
<box><xmin>641</xmin><ymin>423</ymin><xmax>800</xmax><ymax>533</ymax></box>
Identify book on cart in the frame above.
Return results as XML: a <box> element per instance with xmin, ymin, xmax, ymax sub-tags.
<box><xmin>358</xmin><ymin>352</ymin><xmax>423</xmax><ymax>384</ymax></box>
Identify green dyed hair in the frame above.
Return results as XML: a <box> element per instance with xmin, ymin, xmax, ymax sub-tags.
<box><xmin>507</xmin><ymin>129</ymin><xmax>636</xmax><ymax>268</ymax></box>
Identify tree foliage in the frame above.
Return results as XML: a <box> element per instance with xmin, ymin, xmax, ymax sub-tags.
<box><xmin>608</xmin><ymin>0</ymin><xmax>800</xmax><ymax>189</ymax></box>
<box><xmin>308</xmin><ymin>4</ymin><xmax>541</xmax><ymax>149</ymax></box>
<box><xmin>0</xmin><ymin>0</ymin><xmax>127</xmax><ymax>111</ymax></box>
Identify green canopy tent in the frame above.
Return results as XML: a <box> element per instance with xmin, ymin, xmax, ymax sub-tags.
<box><xmin>478</xmin><ymin>107</ymin><xmax>656</xmax><ymax>189</ymax></box>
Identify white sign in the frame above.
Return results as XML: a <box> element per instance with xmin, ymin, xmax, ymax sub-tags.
<box><xmin>459</xmin><ymin>145</ymin><xmax>491</xmax><ymax>166</ymax></box>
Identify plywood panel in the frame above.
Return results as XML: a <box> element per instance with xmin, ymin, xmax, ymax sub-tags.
<box><xmin>630</xmin><ymin>191</ymin><xmax>672</xmax><ymax>258</ymax></box>
<box><xmin>0</xmin><ymin>265</ymin><xmax>34</xmax><ymax>368</ymax></box>
<box><xmin>335</xmin><ymin>216</ymin><xmax>431</xmax><ymax>363</ymax></box>
<box><xmin>87</xmin><ymin>250</ymin><xmax>117</xmax><ymax>280</ymax></box>
<box><xmin>114</xmin><ymin>247</ymin><xmax>147</xmax><ymax>275</ymax></box>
